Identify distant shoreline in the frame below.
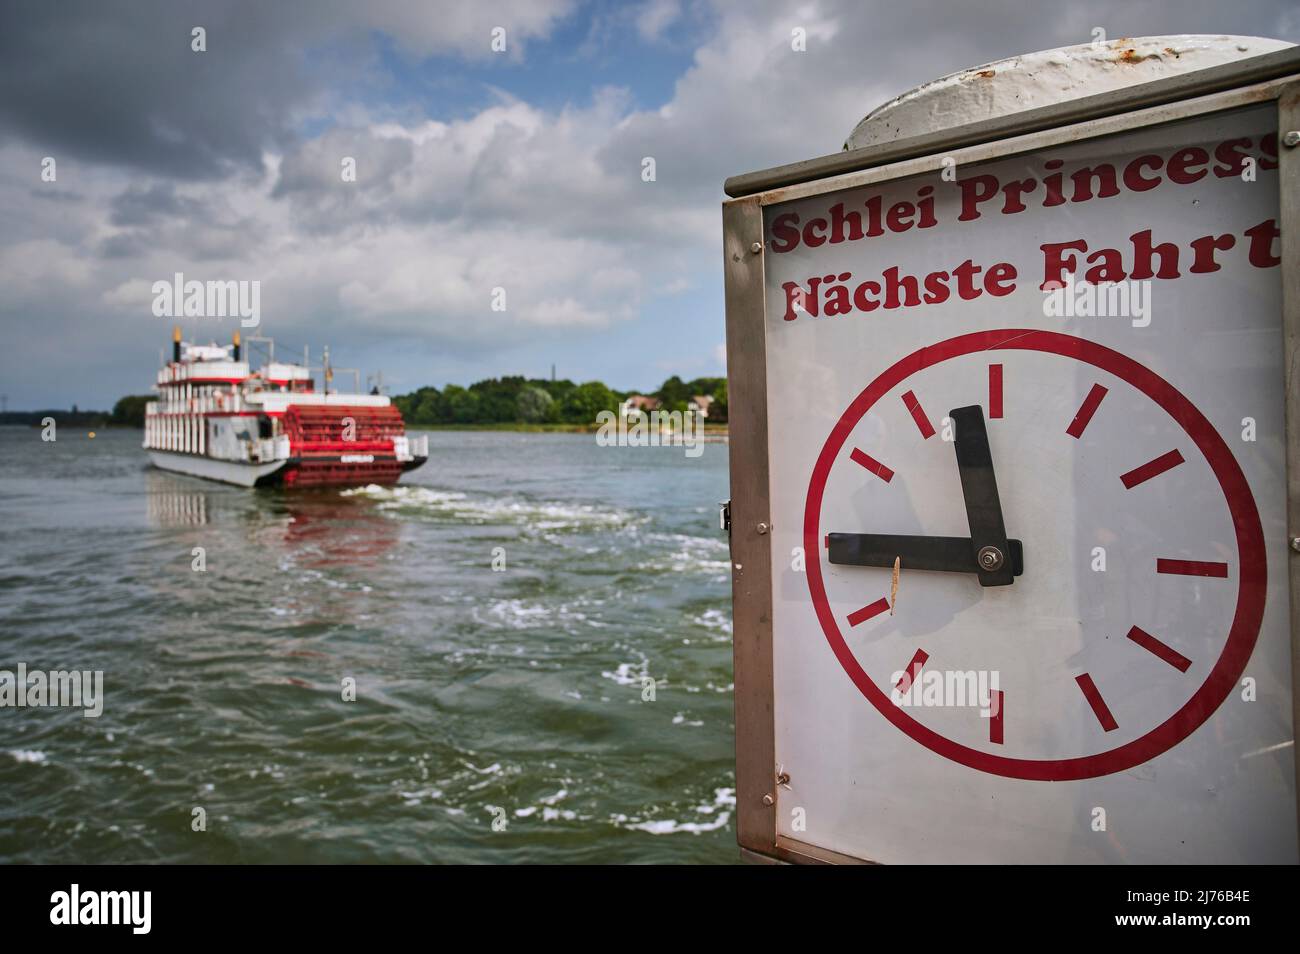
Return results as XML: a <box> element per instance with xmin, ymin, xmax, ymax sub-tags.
<box><xmin>407</xmin><ymin>422</ymin><xmax>730</xmax><ymax>437</ymax></box>
<box><xmin>0</xmin><ymin>420</ymin><xmax>731</xmax><ymax>438</ymax></box>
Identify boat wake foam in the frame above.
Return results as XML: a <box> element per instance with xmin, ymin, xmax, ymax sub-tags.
<box><xmin>341</xmin><ymin>484</ymin><xmax>640</xmax><ymax>532</ymax></box>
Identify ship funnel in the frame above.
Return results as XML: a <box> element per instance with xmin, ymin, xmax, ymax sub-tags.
<box><xmin>172</xmin><ymin>325</ymin><xmax>181</xmax><ymax>363</ymax></box>
<box><xmin>232</xmin><ymin>329</ymin><xmax>241</xmax><ymax>361</ymax></box>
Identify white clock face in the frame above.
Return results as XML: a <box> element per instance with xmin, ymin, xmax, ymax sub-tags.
<box><xmin>805</xmin><ymin>329</ymin><xmax>1265</xmax><ymax>780</ymax></box>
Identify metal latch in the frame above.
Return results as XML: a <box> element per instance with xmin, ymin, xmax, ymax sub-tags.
<box><xmin>719</xmin><ymin>499</ymin><xmax>731</xmax><ymax>535</ymax></box>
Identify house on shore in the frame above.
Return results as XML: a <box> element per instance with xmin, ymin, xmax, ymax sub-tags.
<box><xmin>619</xmin><ymin>394</ymin><xmax>660</xmax><ymax>419</ymax></box>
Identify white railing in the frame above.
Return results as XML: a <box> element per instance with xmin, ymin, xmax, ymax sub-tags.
<box><xmin>394</xmin><ymin>434</ymin><xmax>428</xmax><ymax>461</ymax></box>
<box><xmin>251</xmin><ymin>436</ymin><xmax>291</xmax><ymax>463</ymax></box>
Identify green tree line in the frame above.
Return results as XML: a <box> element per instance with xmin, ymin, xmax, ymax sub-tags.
<box><xmin>393</xmin><ymin>375</ymin><xmax>727</xmax><ymax>426</ymax></box>
<box><xmin>1</xmin><ymin>397</ymin><xmax>150</xmax><ymax>428</ymax></box>
<box><xmin>110</xmin><ymin>395</ymin><xmax>153</xmax><ymax>427</ymax></box>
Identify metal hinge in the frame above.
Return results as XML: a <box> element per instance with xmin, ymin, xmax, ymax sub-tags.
<box><xmin>719</xmin><ymin>499</ymin><xmax>731</xmax><ymax>535</ymax></box>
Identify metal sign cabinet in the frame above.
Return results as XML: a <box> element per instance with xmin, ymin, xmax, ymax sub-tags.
<box><xmin>723</xmin><ymin>42</ymin><xmax>1300</xmax><ymax>864</ymax></box>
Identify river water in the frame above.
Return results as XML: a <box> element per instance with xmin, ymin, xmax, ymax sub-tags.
<box><xmin>0</xmin><ymin>426</ymin><xmax>736</xmax><ymax>863</ymax></box>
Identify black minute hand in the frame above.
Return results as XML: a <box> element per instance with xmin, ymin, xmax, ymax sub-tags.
<box><xmin>950</xmin><ymin>404</ymin><xmax>1015</xmax><ymax>586</ymax></box>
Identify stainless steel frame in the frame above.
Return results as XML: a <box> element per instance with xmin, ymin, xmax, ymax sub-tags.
<box><xmin>723</xmin><ymin>51</ymin><xmax>1300</xmax><ymax>864</ymax></box>
<box><xmin>1278</xmin><ymin>78</ymin><xmax>1300</xmax><ymax>862</ymax></box>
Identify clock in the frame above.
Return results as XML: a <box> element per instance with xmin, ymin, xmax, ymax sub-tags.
<box><xmin>803</xmin><ymin>328</ymin><xmax>1267</xmax><ymax>781</ymax></box>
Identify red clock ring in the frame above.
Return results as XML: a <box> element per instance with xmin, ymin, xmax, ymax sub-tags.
<box><xmin>803</xmin><ymin>329</ymin><xmax>1267</xmax><ymax>781</ymax></box>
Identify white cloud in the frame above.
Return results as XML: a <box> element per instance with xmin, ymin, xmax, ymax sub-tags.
<box><xmin>636</xmin><ymin>0</ymin><xmax>682</xmax><ymax>41</ymax></box>
<box><xmin>331</xmin><ymin>0</ymin><xmax>578</xmax><ymax>60</ymax></box>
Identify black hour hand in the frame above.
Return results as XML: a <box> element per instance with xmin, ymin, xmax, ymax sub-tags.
<box><xmin>827</xmin><ymin>533</ymin><xmax>1023</xmax><ymax>576</ymax></box>
<box><xmin>950</xmin><ymin>405</ymin><xmax>1015</xmax><ymax>586</ymax></box>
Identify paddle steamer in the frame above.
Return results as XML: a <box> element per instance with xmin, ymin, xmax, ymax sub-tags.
<box><xmin>143</xmin><ymin>327</ymin><xmax>427</xmax><ymax>487</ymax></box>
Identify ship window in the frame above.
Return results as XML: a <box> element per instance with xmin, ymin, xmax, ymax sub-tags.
<box><xmin>258</xmin><ymin>417</ymin><xmax>272</xmax><ymax>439</ymax></box>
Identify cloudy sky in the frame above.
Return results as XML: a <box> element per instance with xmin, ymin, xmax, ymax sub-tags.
<box><xmin>1</xmin><ymin>0</ymin><xmax>1297</xmax><ymax>409</ymax></box>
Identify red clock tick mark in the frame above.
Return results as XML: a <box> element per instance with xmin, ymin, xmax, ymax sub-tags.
<box><xmin>1126</xmin><ymin>625</ymin><xmax>1192</xmax><ymax>673</ymax></box>
<box><xmin>1157</xmin><ymin>558</ymin><xmax>1229</xmax><ymax>578</ymax></box>
<box><xmin>847</xmin><ymin>597</ymin><xmax>891</xmax><ymax>627</ymax></box>
<box><xmin>1075</xmin><ymin>673</ymin><xmax>1118</xmax><ymax>731</ymax></box>
<box><xmin>989</xmin><ymin>689</ymin><xmax>1004</xmax><ymax>745</ymax></box>
<box><xmin>893</xmin><ymin>648</ymin><xmax>929</xmax><ymax>694</ymax></box>
<box><xmin>901</xmin><ymin>390</ymin><xmax>936</xmax><ymax>439</ymax></box>
<box><xmin>849</xmin><ymin>448</ymin><xmax>894</xmax><ymax>482</ymax></box>
<box><xmin>988</xmin><ymin>364</ymin><xmax>1003</xmax><ymax>419</ymax></box>
<box><xmin>1120</xmin><ymin>449</ymin><xmax>1185</xmax><ymax>489</ymax></box>
<box><xmin>1066</xmin><ymin>383</ymin><xmax>1108</xmax><ymax>438</ymax></box>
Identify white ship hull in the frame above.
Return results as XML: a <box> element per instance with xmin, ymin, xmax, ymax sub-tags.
<box><xmin>149</xmin><ymin>451</ymin><xmax>287</xmax><ymax>488</ymax></box>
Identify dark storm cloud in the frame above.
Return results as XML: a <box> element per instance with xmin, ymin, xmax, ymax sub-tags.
<box><xmin>0</xmin><ymin>0</ymin><xmax>337</xmax><ymax>179</ymax></box>
<box><xmin>28</xmin><ymin>187</ymin><xmax>84</xmax><ymax>203</ymax></box>
<box><xmin>97</xmin><ymin>232</ymin><xmax>150</xmax><ymax>260</ymax></box>
<box><xmin>100</xmin><ymin>184</ymin><xmax>260</xmax><ymax>262</ymax></box>
<box><xmin>0</xmin><ymin>0</ymin><xmax>575</xmax><ymax>181</ymax></box>
<box><xmin>270</xmin><ymin>128</ymin><xmax>416</xmax><ymax>233</ymax></box>
<box><xmin>109</xmin><ymin>183</ymin><xmax>206</xmax><ymax>226</ymax></box>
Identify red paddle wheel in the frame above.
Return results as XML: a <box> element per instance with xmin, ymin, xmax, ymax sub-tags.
<box><xmin>280</xmin><ymin>404</ymin><xmax>407</xmax><ymax>487</ymax></box>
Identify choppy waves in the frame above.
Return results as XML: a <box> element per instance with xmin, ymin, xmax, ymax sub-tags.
<box><xmin>1</xmin><ymin>429</ymin><xmax>737</xmax><ymax>863</ymax></box>
<box><xmin>342</xmin><ymin>484</ymin><xmax>642</xmax><ymax>533</ymax></box>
